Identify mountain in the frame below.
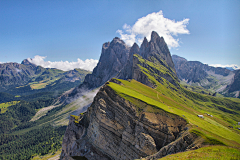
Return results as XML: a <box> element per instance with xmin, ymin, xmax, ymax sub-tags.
<box><xmin>0</xmin><ymin>59</ymin><xmax>91</xmax><ymax>98</ymax></box>
<box><xmin>60</xmin><ymin>32</ymin><xmax>240</xmax><ymax>160</ymax></box>
<box><xmin>80</xmin><ymin>37</ymin><xmax>130</xmax><ymax>89</ymax></box>
<box><xmin>172</xmin><ymin>55</ymin><xmax>239</xmax><ymax>98</ymax></box>
<box><xmin>68</xmin><ymin>37</ymin><xmax>130</xmax><ymax>101</ymax></box>
<box><xmin>0</xmin><ymin>59</ymin><xmax>38</xmax><ymax>88</ymax></box>
<box><xmin>117</xmin><ymin>31</ymin><xmax>178</xmax><ymax>88</ymax></box>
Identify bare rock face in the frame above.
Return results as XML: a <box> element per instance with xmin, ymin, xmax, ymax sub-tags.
<box><xmin>79</xmin><ymin>37</ymin><xmax>130</xmax><ymax>90</ymax></box>
<box><xmin>140</xmin><ymin>31</ymin><xmax>176</xmax><ymax>74</ymax></box>
<box><xmin>60</xmin><ymin>80</ymin><xmax>189</xmax><ymax>160</ymax></box>
<box><xmin>68</xmin><ymin>37</ymin><xmax>130</xmax><ymax>100</ymax></box>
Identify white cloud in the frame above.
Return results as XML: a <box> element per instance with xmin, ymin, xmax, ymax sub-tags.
<box><xmin>117</xmin><ymin>10</ymin><xmax>190</xmax><ymax>48</ymax></box>
<box><xmin>209</xmin><ymin>64</ymin><xmax>240</xmax><ymax>70</ymax></box>
<box><xmin>28</xmin><ymin>55</ymin><xmax>98</xmax><ymax>71</ymax></box>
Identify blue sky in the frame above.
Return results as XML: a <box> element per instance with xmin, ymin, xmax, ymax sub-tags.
<box><xmin>0</xmin><ymin>0</ymin><xmax>239</xmax><ymax>70</ymax></box>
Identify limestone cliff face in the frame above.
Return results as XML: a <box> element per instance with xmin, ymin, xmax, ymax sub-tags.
<box><xmin>60</xmin><ymin>80</ymin><xmax>192</xmax><ymax>160</ymax></box>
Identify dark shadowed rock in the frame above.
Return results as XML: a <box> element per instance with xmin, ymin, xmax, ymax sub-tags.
<box><xmin>76</xmin><ymin>37</ymin><xmax>130</xmax><ymax>90</ymax></box>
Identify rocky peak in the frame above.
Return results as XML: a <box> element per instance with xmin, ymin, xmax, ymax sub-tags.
<box><xmin>130</xmin><ymin>43</ymin><xmax>140</xmax><ymax>54</ymax></box>
<box><xmin>129</xmin><ymin>43</ymin><xmax>140</xmax><ymax>61</ymax></box>
<box><xmin>73</xmin><ymin>37</ymin><xmax>130</xmax><ymax>92</ymax></box>
<box><xmin>116</xmin><ymin>31</ymin><xmax>178</xmax><ymax>88</ymax></box>
<box><xmin>150</xmin><ymin>31</ymin><xmax>160</xmax><ymax>42</ymax></box>
<box><xmin>111</xmin><ymin>37</ymin><xmax>126</xmax><ymax>45</ymax></box>
<box><xmin>102</xmin><ymin>42</ymin><xmax>110</xmax><ymax>50</ymax></box>
<box><xmin>21</xmin><ymin>59</ymin><xmax>36</xmax><ymax>67</ymax></box>
<box><xmin>140</xmin><ymin>37</ymin><xmax>149</xmax><ymax>58</ymax></box>
<box><xmin>139</xmin><ymin>31</ymin><xmax>175</xmax><ymax>72</ymax></box>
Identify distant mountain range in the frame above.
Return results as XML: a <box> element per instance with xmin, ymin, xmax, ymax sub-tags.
<box><xmin>172</xmin><ymin>55</ymin><xmax>240</xmax><ymax>98</ymax></box>
<box><xmin>0</xmin><ymin>59</ymin><xmax>90</xmax><ymax>98</ymax></box>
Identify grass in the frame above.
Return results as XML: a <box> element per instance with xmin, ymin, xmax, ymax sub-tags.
<box><xmin>30</xmin><ymin>78</ymin><xmax>60</xmax><ymax>90</ymax></box>
<box><xmin>158</xmin><ymin>146</ymin><xmax>240</xmax><ymax>160</ymax></box>
<box><xmin>107</xmin><ymin>55</ymin><xmax>240</xmax><ymax>149</ymax></box>
<box><xmin>108</xmin><ymin>79</ymin><xmax>240</xmax><ymax>147</ymax></box>
<box><xmin>31</xmin><ymin>150</ymin><xmax>61</xmax><ymax>160</ymax></box>
<box><xmin>0</xmin><ymin>101</ymin><xmax>20</xmax><ymax>113</ymax></box>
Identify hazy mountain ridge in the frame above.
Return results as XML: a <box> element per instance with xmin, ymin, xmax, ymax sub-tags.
<box><xmin>0</xmin><ymin>59</ymin><xmax>91</xmax><ymax>97</ymax></box>
<box><xmin>172</xmin><ymin>55</ymin><xmax>239</xmax><ymax>98</ymax></box>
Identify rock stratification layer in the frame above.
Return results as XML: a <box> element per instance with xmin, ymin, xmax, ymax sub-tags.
<box><xmin>60</xmin><ymin>80</ymin><xmax>188</xmax><ymax>160</ymax></box>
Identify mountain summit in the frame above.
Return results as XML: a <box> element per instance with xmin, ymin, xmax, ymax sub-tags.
<box><xmin>117</xmin><ymin>31</ymin><xmax>178</xmax><ymax>88</ymax></box>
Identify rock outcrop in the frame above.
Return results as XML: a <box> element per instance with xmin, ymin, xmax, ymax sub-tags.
<box><xmin>60</xmin><ymin>80</ymin><xmax>191</xmax><ymax>160</ymax></box>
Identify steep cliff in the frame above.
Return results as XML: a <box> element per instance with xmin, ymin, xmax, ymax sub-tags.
<box><xmin>60</xmin><ymin>79</ymin><xmax>194</xmax><ymax>160</ymax></box>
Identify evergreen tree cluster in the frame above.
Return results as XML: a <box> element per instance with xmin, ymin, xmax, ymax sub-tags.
<box><xmin>0</xmin><ymin>125</ymin><xmax>66</xmax><ymax>160</ymax></box>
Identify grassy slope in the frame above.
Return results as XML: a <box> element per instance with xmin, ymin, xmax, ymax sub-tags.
<box><xmin>106</xmin><ymin>54</ymin><xmax>240</xmax><ymax>158</ymax></box>
<box><xmin>31</xmin><ymin>150</ymin><xmax>61</xmax><ymax>160</ymax></box>
<box><xmin>159</xmin><ymin>146</ymin><xmax>240</xmax><ymax>160</ymax></box>
<box><xmin>108</xmin><ymin>79</ymin><xmax>240</xmax><ymax>147</ymax></box>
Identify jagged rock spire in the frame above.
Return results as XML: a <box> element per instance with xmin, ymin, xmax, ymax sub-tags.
<box><xmin>139</xmin><ymin>31</ymin><xmax>175</xmax><ymax>71</ymax></box>
<box><xmin>76</xmin><ymin>37</ymin><xmax>130</xmax><ymax>90</ymax></box>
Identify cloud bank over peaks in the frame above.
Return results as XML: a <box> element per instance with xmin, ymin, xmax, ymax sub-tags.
<box><xmin>209</xmin><ymin>64</ymin><xmax>240</xmax><ymax>70</ymax></box>
<box><xmin>117</xmin><ymin>10</ymin><xmax>190</xmax><ymax>48</ymax></box>
<box><xmin>28</xmin><ymin>55</ymin><xmax>98</xmax><ymax>71</ymax></box>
